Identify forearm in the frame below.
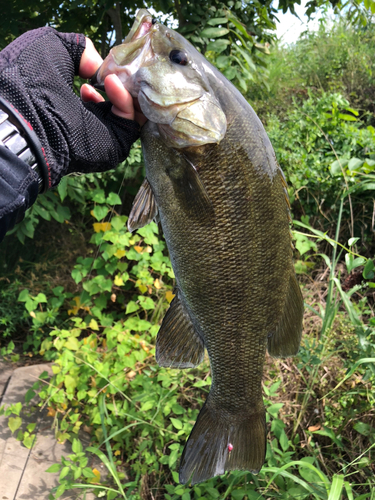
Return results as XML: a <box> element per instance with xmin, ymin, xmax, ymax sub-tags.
<box><xmin>0</xmin><ymin>147</ymin><xmax>39</xmax><ymax>243</ymax></box>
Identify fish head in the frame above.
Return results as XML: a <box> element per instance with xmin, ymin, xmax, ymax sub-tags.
<box><xmin>92</xmin><ymin>9</ymin><xmax>227</xmax><ymax>148</ymax></box>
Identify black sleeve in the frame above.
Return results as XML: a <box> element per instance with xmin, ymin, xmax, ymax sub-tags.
<box><xmin>0</xmin><ymin>146</ymin><xmax>39</xmax><ymax>243</ymax></box>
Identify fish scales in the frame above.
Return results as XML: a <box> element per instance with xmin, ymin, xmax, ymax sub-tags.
<box><xmin>93</xmin><ymin>8</ymin><xmax>304</xmax><ymax>485</ymax></box>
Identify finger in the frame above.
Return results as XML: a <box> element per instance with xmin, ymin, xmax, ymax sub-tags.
<box><xmin>80</xmin><ymin>83</ymin><xmax>105</xmax><ymax>103</ymax></box>
<box><xmin>104</xmin><ymin>74</ymin><xmax>135</xmax><ymax>121</ymax></box>
<box><xmin>79</xmin><ymin>38</ymin><xmax>103</xmax><ymax>79</ymax></box>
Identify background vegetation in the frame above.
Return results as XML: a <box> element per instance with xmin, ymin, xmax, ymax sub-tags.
<box><xmin>1</xmin><ymin>1</ymin><xmax>375</xmax><ymax>499</ymax></box>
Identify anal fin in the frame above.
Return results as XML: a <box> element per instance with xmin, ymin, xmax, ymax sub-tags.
<box><xmin>267</xmin><ymin>273</ymin><xmax>304</xmax><ymax>358</ymax></box>
<box><xmin>127</xmin><ymin>178</ymin><xmax>158</xmax><ymax>233</ymax></box>
<box><xmin>156</xmin><ymin>292</ymin><xmax>204</xmax><ymax>369</ymax></box>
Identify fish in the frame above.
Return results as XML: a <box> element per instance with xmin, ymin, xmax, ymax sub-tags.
<box><xmin>92</xmin><ymin>9</ymin><xmax>304</xmax><ymax>485</ymax></box>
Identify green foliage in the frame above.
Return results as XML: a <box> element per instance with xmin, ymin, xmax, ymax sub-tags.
<box><xmin>2</xmin><ymin>8</ymin><xmax>375</xmax><ymax>500</ymax></box>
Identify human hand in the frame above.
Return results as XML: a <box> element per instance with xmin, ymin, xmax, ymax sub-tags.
<box><xmin>0</xmin><ymin>28</ymin><xmax>143</xmax><ymax>189</ymax></box>
<box><xmin>79</xmin><ymin>39</ymin><xmax>147</xmax><ymax>127</ymax></box>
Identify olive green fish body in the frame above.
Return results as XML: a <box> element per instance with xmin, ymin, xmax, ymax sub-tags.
<box><xmin>94</xmin><ymin>9</ymin><xmax>304</xmax><ymax>485</ymax></box>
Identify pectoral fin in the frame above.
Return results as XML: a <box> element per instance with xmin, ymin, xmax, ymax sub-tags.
<box><xmin>127</xmin><ymin>178</ymin><xmax>158</xmax><ymax>233</ymax></box>
<box><xmin>166</xmin><ymin>155</ymin><xmax>215</xmax><ymax>223</ymax></box>
<box><xmin>267</xmin><ymin>273</ymin><xmax>304</xmax><ymax>358</ymax></box>
<box><xmin>156</xmin><ymin>292</ymin><xmax>205</xmax><ymax>369</ymax></box>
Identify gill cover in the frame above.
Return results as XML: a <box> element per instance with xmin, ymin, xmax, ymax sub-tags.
<box><xmin>93</xmin><ymin>9</ymin><xmax>227</xmax><ymax>148</ymax></box>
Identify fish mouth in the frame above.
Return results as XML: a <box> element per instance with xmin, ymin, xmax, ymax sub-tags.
<box><xmin>90</xmin><ymin>9</ymin><xmax>154</xmax><ymax>90</ymax></box>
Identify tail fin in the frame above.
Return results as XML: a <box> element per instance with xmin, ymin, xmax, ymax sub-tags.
<box><xmin>179</xmin><ymin>397</ymin><xmax>266</xmax><ymax>485</ymax></box>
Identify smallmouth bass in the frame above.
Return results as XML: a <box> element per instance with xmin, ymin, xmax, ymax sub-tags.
<box><xmin>92</xmin><ymin>9</ymin><xmax>304</xmax><ymax>485</ymax></box>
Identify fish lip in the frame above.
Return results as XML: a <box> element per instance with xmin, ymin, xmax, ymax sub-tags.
<box><xmin>89</xmin><ymin>10</ymin><xmax>154</xmax><ymax>89</ymax></box>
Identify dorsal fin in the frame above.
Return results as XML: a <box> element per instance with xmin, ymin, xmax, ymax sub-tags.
<box><xmin>267</xmin><ymin>273</ymin><xmax>304</xmax><ymax>358</ymax></box>
<box><xmin>156</xmin><ymin>292</ymin><xmax>205</xmax><ymax>369</ymax></box>
<box><xmin>127</xmin><ymin>178</ymin><xmax>158</xmax><ymax>233</ymax></box>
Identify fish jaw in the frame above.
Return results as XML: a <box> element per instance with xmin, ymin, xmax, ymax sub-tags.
<box><xmin>92</xmin><ymin>9</ymin><xmax>227</xmax><ymax>148</ymax></box>
<box><xmin>92</xmin><ymin>9</ymin><xmax>154</xmax><ymax>92</ymax></box>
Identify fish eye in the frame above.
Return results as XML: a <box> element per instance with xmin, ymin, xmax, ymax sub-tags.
<box><xmin>169</xmin><ymin>49</ymin><xmax>188</xmax><ymax>66</ymax></box>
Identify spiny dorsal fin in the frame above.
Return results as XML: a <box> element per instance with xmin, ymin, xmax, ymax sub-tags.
<box><xmin>267</xmin><ymin>273</ymin><xmax>304</xmax><ymax>358</ymax></box>
<box><xmin>127</xmin><ymin>178</ymin><xmax>158</xmax><ymax>233</ymax></box>
<box><xmin>156</xmin><ymin>292</ymin><xmax>205</xmax><ymax>369</ymax></box>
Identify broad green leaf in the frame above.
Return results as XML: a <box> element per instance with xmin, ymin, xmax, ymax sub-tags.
<box><xmin>8</xmin><ymin>416</ymin><xmax>22</xmax><ymax>433</ymax></box>
<box><xmin>106</xmin><ymin>192</ymin><xmax>122</xmax><ymax>205</ymax></box>
<box><xmin>64</xmin><ymin>337</ymin><xmax>80</xmax><ymax>350</ymax></box>
<box><xmin>207</xmin><ymin>39</ymin><xmax>230</xmax><ymax>53</ymax></box>
<box><xmin>353</xmin><ymin>421</ymin><xmax>373</xmax><ymax>436</ymax></box>
<box><xmin>59</xmin><ymin>466</ymin><xmax>70</xmax><ymax>480</ymax></box>
<box><xmin>330</xmin><ymin>158</ymin><xmax>348</xmax><ymax>176</ymax></box>
<box><xmin>46</xmin><ymin>463</ymin><xmax>62</xmax><ymax>473</ymax></box>
<box><xmin>200</xmin><ymin>27</ymin><xmax>229</xmax><ymax>38</ymax></box>
<box><xmin>57</xmin><ymin>177</ymin><xmax>68</xmax><ymax>201</ymax></box>
<box><xmin>72</xmin><ymin>438</ymin><xmax>83</xmax><ymax>453</ymax></box>
<box><xmin>338</xmin><ymin>113</ymin><xmax>357</xmax><ymax>121</ymax></box>
<box><xmin>348</xmin><ymin>237</ymin><xmax>360</xmax><ymax>246</ymax></box>
<box><xmin>363</xmin><ymin>259</ymin><xmax>374</xmax><ymax>279</ymax></box>
<box><xmin>92</xmin><ymin>205</ymin><xmax>109</xmax><ymax>221</ymax></box>
<box><xmin>207</xmin><ymin>17</ymin><xmax>227</xmax><ymax>25</ymax></box>
<box><xmin>125</xmin><ymin>301</ymin><xmax>140</xmax><ymax>314</ymax></box>
<box><xmin>55</xmin><ymin>483</ymin><xmax>66</xmax><ymax>498</ymax></box>
<box><xmin>170</xmin><ymin>418</ymin><xmax>183</xmax><ymax>430</ymax></box>
<box><xmin>279</xmin><ymin>430</ymin><xmax>289</xmax><ymax>451</ymax></box>
<box><xmin>348</xmin><ymin>157</ymin><xmax>363</xmax><ymax>171</ymax></box>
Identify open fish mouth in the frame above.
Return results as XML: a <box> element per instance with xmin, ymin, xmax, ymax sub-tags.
<box><xmin>90</xmin><ymin>9</ymin><xmax>154</xmax><ymax>90</ymax></box>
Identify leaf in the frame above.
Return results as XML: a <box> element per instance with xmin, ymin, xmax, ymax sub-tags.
<box><xmin>200</xmin><ymin>27</ymin><xmax>229</xmax><ymax>38</ymax></box>
<box><xmin>18</xmin><ymin>289</ymin><xmax>30</xmax><ymax>302</ymax></box>
<box><xmin>165</xmin><ymin>291</ymin><xmax>175</xmax><ymax>303</ymax></box>
<box><xmin>55</xmin><ymin>483</ymin><xmax>66</xmax><ymax>498</ymax></box>
<box><xmin>106</xmin><ymin>192</ymin><xmax>122</xmax><ymax>205</ymax></box>
<box><xmin>59</xmin><ymin>466</ymin><xmax>70</xmax><ymax>480</ymax></box>
<box><xmin>64</xmin><ymin>375</ymin><xmax>77</xmax><ymax>391</ymax></box>
<box><xmin>46</xmin><ymin>463</ymin><xmax>62</xmax><ymax>473</ymax></box>
<box><xmin>207</xmin><ymin>39</ymin><xmax>230</xmax><ymax>53</ymax></box>
<box><xmin>308</xmin><ymin>424</ymin><xmax>321</xmax><ymax>432</ymax></box>
<box><xmin>25</xmin><ymin>389</ymin><xmax>36</xmax><ymax>403</ymax></box>
<box><xmin>328</xmin><ymin>474</ymin><xmax>344</xmax><ymax>500</ymax></box>
<box><xmin>348</xmin><ymin>158</ymin><xmax>364</xmax><ymax>171</ymax></box>
<box><xmin>170</xmin><ymin>418</ymin><xmax>183</xmax><ymax>430</ymax></box>
<box><xmin>64</xmin><ymin>337</ymin><xmax>80</xmax><ymax>351</ymax></box>
<box><xmin>279</xmin><ymin>430</ymin><xmax>289</xmax><ymax>451</ymax></box>
<box><xmin>348</xmin><ymin>237</ymin><xmax>360</xmax><ymax>246</ymax></box>
<box><xmin>125</xmin><ymin>301</ymin><xmax>140</xmax><ymax>314</ymax></box>
<box><xmin>353</xmin><ymin>421</ymin><xmax>373</xmax><ymax>436</ymax></box>
<box><xmin>8</xmin><ymin>416</ymin><xmax>22</xmax><ymax>433</ymax></box>
<box><xmin>267</xmin><ymin>403</ymin><xmax>283</xmax><ymax>417</ymax></box>
<box><xmin>92</xmin><ymin>206</ymin><xmax>109</xmax><ymax>221</ymax></box>
<box><xmin>93</xmin><ymin>222</ymin><xmax>111</xmax><ymax>233</ymax></box>
<box><xmin>57</xmin><ymin>177</ymin><xmax>68</xmax><ymax>201</ymax></box>
<box><xmin>363</xmin><ymin>259</ymin><xmax>374</xmax><ymax>279</ymax></box>
<box><xmin>330</xmin><ymin>158</ymin><xmax>348</xmax><ymax>176</ymax></box>
<box><xmin>89</xmin><ymin>319</ymin><xmax>99</xmax><ymax>331</ymax></box>
<box><xmin>114</xmin><ymin>275</ymin><xmax>124</xmax><ymax>286</ymax></box>
<box><xmin>114</xmin><ymin>249</ymin><xmax>126</xmax><ymax>258</ymax></box>
<box><xmin>207</xmin><ymin>17</ymin><xmax>228</xmax><ymax>25</ymax></box>
<box><xmin>338</xmin><ymin>113</ymin><xmax>357</xmax><ymax>121</ymax></box>
<box><xmin>27</xmin><ymin>423</ymin><xmax>36</xmax><ymax>433</ymax></box>
<box><xmin>72</xmin><ymin>438</ymin><xmax>83</xmax><ymax>453</ymax></box>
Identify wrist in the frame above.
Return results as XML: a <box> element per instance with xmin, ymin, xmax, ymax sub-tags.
<box><xmin>0</xmin><ymin>97</ymin><xmax>49</xmax><ymax>193</ymax></box>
